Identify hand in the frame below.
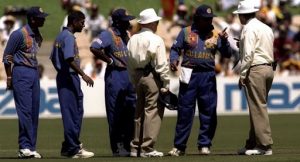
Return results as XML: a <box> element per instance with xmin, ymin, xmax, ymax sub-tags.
<box><xmin>170</xmin><ymin>60</ymin><xmax>179</xmax><ymax>71</ymax></box>
<box><xmin>6</xmin><ymin>55</ymin><xmax>13</xmax><ymax>64</ymax></box>
<box><xmin>6</xmin><ymin>77</ymin><xmax>12</xmax><ymax>90</ymax></box>
<box><xmin>160</xmin><ymin>87</ymin><xmax>169</xmax><ymax>94</ymax></box>
<box><xmin>234</xmin><ymin>38</ymin><xmax>240</xmax><ymax>48</ymax></box>
<box><xmin>82</xmin><ymin>74</ymin><xmax>94</xmax><ymax>87</ymax></box>
<box><xmin>238</xmin><ymin>78</ymin><xmax>245</xmax><ymax>89</ymax></box>
<box><xmin>218</xmin><ymin>27</ymin><xmax>228</xmax><ymax>43</ymax></box>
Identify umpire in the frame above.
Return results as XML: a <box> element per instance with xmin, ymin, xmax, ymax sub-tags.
<box><xmin>168</xmin><ymin>4</ymin><xmax>232</xmax><ymax>156</ymax></box>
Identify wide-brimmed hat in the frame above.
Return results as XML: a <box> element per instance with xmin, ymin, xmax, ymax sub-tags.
<box><xmin>112</xmin><ymin>8</ymin><xmax>135</xmax><ymax>22</ymax></box>
<box><xmin>233</xmin><ymin>0</ymin><xmax>259</xmax><ymax>14</ymax></box>
<box><xmin>27</xmin><ymin>6</ymin><xmax>49</xmax><ymax>18</ymax></box>
<box><xmin>137</xmin><ymin>8</ymin><xmax>161</xmax><ymax>24</ymax></box>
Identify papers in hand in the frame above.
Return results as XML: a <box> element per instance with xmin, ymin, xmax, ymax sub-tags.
<box><xmin>179</xmin><ymin>67</ymin><xmax>193</xmax><ymax>84</ymax></box>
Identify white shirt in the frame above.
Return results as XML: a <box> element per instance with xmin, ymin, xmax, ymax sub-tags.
<box><xmin>239</xmin><ymin>18</ymin><xmax>274</xmax><ymax>79</ymax></box>
<box><xmin>127</xmin><ymin>27</ymin><xmax>169</xmax><ymax>88</ymax></box>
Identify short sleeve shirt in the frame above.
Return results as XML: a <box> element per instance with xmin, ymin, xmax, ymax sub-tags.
<box><xmin>3</xmin><ymin>24</ymin><xmax>40</xmax><ymax>68</ymax></box>
<box><xmin>50</xmin><ymin>27</ymin><xmax>80</xmax><ymax>73</ymax></box>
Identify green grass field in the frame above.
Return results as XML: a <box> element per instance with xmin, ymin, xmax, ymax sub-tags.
<box><xmin>0</xmin><ymin>114</ymin><xmax>300</xmax><ymax>161</ymax></box>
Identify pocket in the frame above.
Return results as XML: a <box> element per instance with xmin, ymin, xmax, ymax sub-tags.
<box><xmin>179</xmin><ymin>67</ymin><xmax>193</xmax><ymax>84</ymax></box>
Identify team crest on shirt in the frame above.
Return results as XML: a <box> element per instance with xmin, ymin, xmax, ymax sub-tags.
<box><xmin>187</xmin><ymin>32</ymin><xmax>198</xmax><ymax>47</ymax></box>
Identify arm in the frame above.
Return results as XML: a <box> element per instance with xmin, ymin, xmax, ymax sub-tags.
<box><xmin>90</xmin><ymin>47</ymin><xmax>113</xmax><ymax>65</ymax></box>
<box><xmin>2</xmin><ymin>31</ymin><xmax>22</xmax><ymax>90</ymax></box>
<box><xmin>63</xmin><ymin>35</ymin><xmax>94</xmax><ymax>87</ymax></box>
<box><xmin>154</xmin><ymin>38</ymin><xmax>170</xmax><ymax>90</ymax></box>
<box><xmin>240</xmin><ymin>28</ymin><xmax>256</xmax><ymax>79</ymax></box>
<box><xmin>170</xmin><ymin>29</ymin><xmax>185</xmax><ymax>71</ymax></box>
<box><xmin>218</xmin><ymin>28</ymin><xmax>232</xmax><ymax>58</ymax></box>
<box><xmin>90</xmin><ymin>32</ymin><xmax>113</xmax><ymax>65</ymax></box>
<box><xmin>66</xmin><ymin>57</ymin><xmax>94</xmax><ymax>87</ymax></box>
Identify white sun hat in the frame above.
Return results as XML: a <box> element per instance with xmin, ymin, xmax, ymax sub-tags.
<box><xmin>233</xmin><ymin>0</ymin><xmax>259</xmax><ymax>14</ymax></box>
<box><xmin>137</xmin><ymin>8</ymin><xmax>161</xmax><ymax>24</ymax></box>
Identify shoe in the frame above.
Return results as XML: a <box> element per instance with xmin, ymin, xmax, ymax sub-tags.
<box><xmin>237</xmin><ymin>147</ymin><xmax>248</xmax><ymax>155</ymax></box>
<box><xmin>115</xmin><ymin>143</ymin><xmax>130</xmax><ymax>157</ymax></box>
<box><xmin>168</xmin><ymin>148</ymin><xmax>185</xmax><ymax>156</ymax></box>
<box><xmin>141</xmin><ymin>150</ymin><xmax>164</xmax><ymax>157</ymax></box>
<box><xmin>31</xmin><ymin>151</ymin><xmax>42</xmax><ymax>158</ymax></box>
<box><xmin>199</xmin><ymin>147</ymin><xmax>210</xmax><ymax>155</ymax></box>
<box><xmin>71</xmin><ymin>148</ymin><xmax>94</xmax><ymax>158</ymax></box>
<box><xmin>130</xmin><ymin>152</ymin><xmax>138</xmax><ymax>157</ymax></box>
<box><xmin>18</xmin><ymin>149</ymin><xmax>33</xmax><ymax>159</ymax></box>
<box><xmin>245</xmin><ymin>148</ymin><xmax>273</xmax><ymax>155</ymax></box>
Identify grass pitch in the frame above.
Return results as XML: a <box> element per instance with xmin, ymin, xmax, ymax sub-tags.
<box><xmin>0</xmin><ymin>114</ymin><xmax>300</xmax><ymax>161</ymax></box>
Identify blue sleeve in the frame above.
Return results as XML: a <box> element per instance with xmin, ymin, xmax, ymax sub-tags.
<box><xmin>62</xmin><ymin>35</ymin><xmax>75</xmax><ymax>60</ymax></box>
<box><xmin>170</xmin><ymin>29</ymin><xmax>185</xmax><ymax>63</ymax></box>
<box><xmin>90</xmin><ymin>30</ymin><xmax>112</xmax><ymax>49</ymax></box>
<box><xmin>217</xmin><ymin>38</ymin><xmax>232</xmax><ymax>58</ymax></box>
<box><xmin>2</xmin><ymin>30</ymin><xmax>23</xmax><ymax>64</ymax></box>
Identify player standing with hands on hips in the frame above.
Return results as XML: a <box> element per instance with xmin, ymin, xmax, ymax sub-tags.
<box><xmin>233</xmin><ymin>0</ymin><xmax>275</xmax><ymax>156</ymax></box>
<box><xmin>168</xmin><ymin>4</ymin><xmax>232</xmax><ymax>156</ymax></box>
<box><xmin>50</xmin><ymin>11</ymin><xmax>94</xmax><ymax>158</ymax></box>
<box><xmin>2</xmin><ymin>6</ymin><xmax>48</xmax><ymax>159</ymax></box>
<box><xmin>90</xmin><ymin>8</ymin><xmax>136</xmax><ymax>157</ymax></box>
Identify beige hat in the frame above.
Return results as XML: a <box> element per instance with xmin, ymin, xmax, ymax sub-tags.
<box><xmin>137</xmin><ymin>8</ymin><xmax>161</xmax><ymax>24</ymax></box>
<box><xmin>233</xmin><ymin>0</ymin><xmax>259</xmax><ymax>14</ymax></box>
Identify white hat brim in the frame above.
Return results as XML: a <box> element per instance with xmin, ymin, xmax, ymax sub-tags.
<box><xmin>233</xmin><ymin>8</ymin><xmax>259</xmax><ymax>14</ymax></box>
<box><xmin>137</xmin><ymin>17</ymin><xmax>161</xmax><ymax>24</ymax></box>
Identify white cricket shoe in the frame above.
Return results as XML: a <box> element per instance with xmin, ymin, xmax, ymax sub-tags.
<box><xmin>18</xmin><ymin>149</ymin><xmax>33</xmax><ymax>159</ymax></box>
<box><xmin>141</xmin><ymin>150</ymin><xmax>164</xmax><ymax>157</ymax></box>
<box><xmin>72</xmin><ymin>148</ymin><xmax>94</xmax><ymax>158</ymax></box>
<box><xmin>31</xmin><ymin>151</ymin><xmax>42</xmax><ymax>158</ymax></box>
<box><xmin>199</xmin><ymin>147</ymin><xmax>210</xmax><ymax>155</ymax></box>
<box><xmin>245</xmin><ymin>148</ymin><xmax>273</xmax><ymax>155</ymax></box>
<box><xmin>168</xmin><ymin>148</ymin><xmax>185</xmax><ymax>156</ymax></box>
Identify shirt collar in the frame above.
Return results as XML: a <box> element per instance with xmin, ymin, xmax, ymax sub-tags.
<box><xmin>111</xmin><ymin>27</ymin><xmax>121</xmax><ymax>36</ymax></box>
<box><xmin>25</xmin><ymin>24</ymin><xmax>35</xmax><ymax>36</ymax></box>
<box><xmin>140</xmin><ymin>27</ymin><xmax>153</xmax><ymax>33</ymax></box>
<box><xmin>63</xmin><ymin>27</ymin><xmax>75</xmax><ymax>38</ymax></box>
<box><xmin>246</xmin><ymin>18</ymin><xmax>257</xmax><ymax>25</ymax></box>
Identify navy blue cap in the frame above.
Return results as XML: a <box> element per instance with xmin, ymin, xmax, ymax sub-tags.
<box><xmin>27</xmin><ymin>6</ymin><xmax>49</xmax><ymax>18</ymax></box>
<box><xmin>112</xmin><ymin>8</ymin><xmax>135</xmax><ymax>22</ymax></box>
<box><xmin>195</xmin><ymin>4</ymin><xmax>216</xmax><ymax>18</ymax></box>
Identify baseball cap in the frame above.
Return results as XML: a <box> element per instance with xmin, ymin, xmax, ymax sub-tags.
<box><xmin>112</xmin><ymin>8</ymin><xmax>135</xmax><ymax>22</ymax></box>
<box><xmin>27</xmin><ymin>6</ymin><xmax>49</xmax><ymax>18</ymax></box>
<box><xmin>194</xmin><ymin>4</ymin><xmax>216</xmax><ymax>18</ymax></box>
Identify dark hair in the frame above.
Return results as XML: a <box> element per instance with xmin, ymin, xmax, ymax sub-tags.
<box><xmin>67</xmin><ymin>11</ymin><xmax>85</xmax><ymax>26</ymax></box>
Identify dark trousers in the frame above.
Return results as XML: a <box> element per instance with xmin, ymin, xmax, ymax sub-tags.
<box><xmin>12</xmin><ymin>66</ymin><xmax>40</xmax><ymax>151</ymax></box>
<box><xmin>105</xmin><ymin>68</ymin><xmax>136</xmax><ymax>154</ymax></box>
<box><xmin>56</xmin><ymin>72</ymin><xmax>83</xmax><ymax>155</ymax></box>
<box><xmin>174</xmin><ymin>71</ymin><xmax>217</xmax><ymax>151</ymax></box>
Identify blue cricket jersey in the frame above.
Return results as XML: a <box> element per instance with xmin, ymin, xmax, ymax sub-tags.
<box><xmin>3</xmin><ymin>24</ymin><xmax>41</xmax><ymax>68</ymax></box>
<box><xmin>50</xmin><ymin>27</ymin><xmax>80</xmax><ymax>73</ymax></box>
<box><xmin>170</xmin><ymin>24</ymin><xmax>232</xmax><ymax>71</ymax></box>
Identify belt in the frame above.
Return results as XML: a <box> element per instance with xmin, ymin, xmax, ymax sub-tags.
<box><xmin>251</xmin><ymin>63</ymin><xmax>272</xmax><ymax>68</ymax></box>
<box><xmin>107</xmin><ymin>65</ymin><xmax>127</xmax><ymax>71</ymax></box>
